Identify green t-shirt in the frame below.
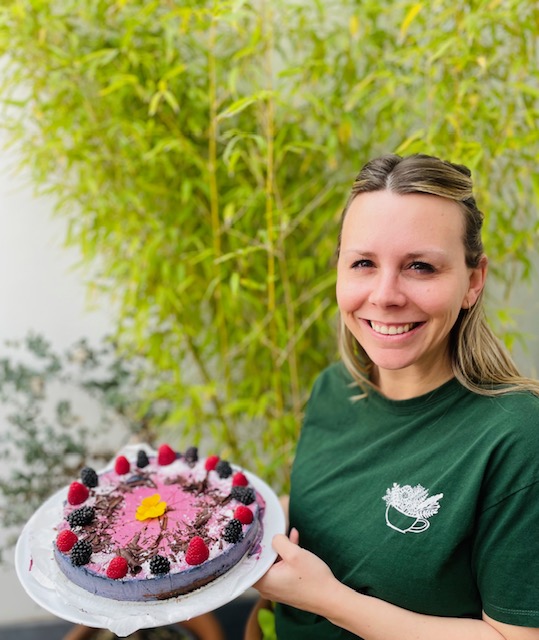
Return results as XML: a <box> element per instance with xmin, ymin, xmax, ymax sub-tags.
<box><xmin>275</xmin><ymin>363</ymin><xmax>539</xmax><ymax>639</ymax></box>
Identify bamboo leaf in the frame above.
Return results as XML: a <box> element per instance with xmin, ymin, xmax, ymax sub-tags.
<box><xmin>400</xmin><ymin>3</ymin><xmax>423</xmax><ymax>41</ymax></box>
<box><xmin>395</xmin><ymin>130</ymin><xmax>426</xmax><ymax>154</ymax></box>
<box><xmin>162</xmin><ymin>90</ymin><xmax>180</xmax><ymax>113</ymax></box>
<box><xmin>148</xmin><ymin>92</ymin><xmax>163</xmax><ymax>116</ymax></box>
<box><xmin>217</xmin><ymin>90</ymin><xmax>273</xmax><ymax>121</ymax></box>
<box><xmin>99</xmin><ymin>74</ymin><xmax>139</xmax><ymax>96</ymax></box>
<box><xmin>349</xmin><ymin>15</ymin><xmax>360</xmax><ymax>37</ymax></box>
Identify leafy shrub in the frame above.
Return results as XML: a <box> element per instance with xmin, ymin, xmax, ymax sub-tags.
<box><xmin>0</xmin><ymin>333</ymin><xmax>161</xmax><ymax>559</ymax></box>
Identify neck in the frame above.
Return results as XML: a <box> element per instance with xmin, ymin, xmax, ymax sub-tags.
<box><xmin>371</xmin><ymin>365</ymin><xmax>454</xmax><ymax>400</ymax></box>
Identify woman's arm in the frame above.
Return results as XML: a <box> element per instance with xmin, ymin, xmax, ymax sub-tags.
<box><xmin>253</xmin><ymin>532</ymin><xmax>539</xmax><ymax>640</ymax></box>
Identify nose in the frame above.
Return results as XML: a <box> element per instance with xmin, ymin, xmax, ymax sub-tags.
<box><xmin>367</xmin><ymin>270</ymin><xmax>407</xmax><ymax>307</ymax></box>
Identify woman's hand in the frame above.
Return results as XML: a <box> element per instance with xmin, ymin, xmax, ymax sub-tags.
<box><xmin>253</xmin><ymin>528</ymin><xmax>337</xmax><ymax>616</ymax></box>
<box><xmin>253</xmin><ymin>531</ymin><xmax>539</xmax><ymax>640</ymax></box>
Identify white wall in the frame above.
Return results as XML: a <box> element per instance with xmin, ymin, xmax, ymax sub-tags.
<box><xmin>0</xmin><ymin>166</ymin><xmax>112</xmax><ymax>348</ymax></box>
<box><xmin>506</xmin><ymin>277</ymin><xmax>539</xmax><ymax>378</ymax></box>
<box><xmin>0</xmin><ymin>153</ymin><xmax>114</xmax><ymax>624</ymax></box>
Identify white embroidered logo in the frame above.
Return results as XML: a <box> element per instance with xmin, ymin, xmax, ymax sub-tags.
<box><xmin>383</xmin><ymin>483</ymin><xmax>443</xmax><ymax>534</ymax></box>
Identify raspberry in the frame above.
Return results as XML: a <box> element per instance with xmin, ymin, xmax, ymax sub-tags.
<box><xmin>157</xmin><ymin>444</ymin><xmax>176</xmax><ymax>466</ymax></box>
<box><xmin>215</xmin><ymin>460</ymin><xmax>232</xmax><ymax>479</ymax></box>
<box><xmin>231</xmin><ymin>486</ymin><xmax>256</xmax><ymax>505</ymax></box>
<box><xmin>114</xmin><ymin>455</ymin><xmax>130</xmax><ymax>475</ymax></box>
<box><xmin>223</xmin><ymin>518</ymin><xmax>243</xmax><ymax>543</ymax></box>
<box><xmin>185</xmin><ymin>536</ymin><xmax>209</xmax><ymax>566</ymax></box>
<box><xmin>232</xmin><ymin>472</ymin><xmax>249</xmax><ymax>487</ymax></box>
<box><xmin>204</xmin><ymin>455</ymin><xmax>220</xmax><ymax>471</ymax></box>
<box><xmin>80</xmin><ymin>467</ymin><xmax>98</xmax><ymax>488</ymax></box>
<box><xmin>67</xmin><ymin>481</ymin><xmax>90</xmax><ymax>505</ymax></box>
<box><xmin>106</xmin><ymin>556</ymin><xmax>129</xmax><ymax>579</ymax></box>
<box><xmin>136</xmin><ymin>450</ymin><xmax>150</xmax><ymax>468</ymax></box>
<box><xmin>67</xmin><ymin>506</ymin><xmax>96</xmax><ymax>528</ymax></box>
<box><xmin>56</xmin><ymin>530</ymin><xmax>78</xmax><ymax>553</ymax></box>
<box><xmin>184</xmin><ymin>446</ymin><xmax>198</xmax><ymax>465</ymax></box>
<box><xmin>70</xmin><ymin>540</ymin><xmax>93</xmax><ymax>566</ymax></box>
<box><xmin>234</xmin><ymin>505</ymin><xmax>254</xmax><ymax>525</ymax></box>
<box><xmin>149</xmin><ymin>554</ymin><xmax>170</xmax><ymax>575</ymax></box>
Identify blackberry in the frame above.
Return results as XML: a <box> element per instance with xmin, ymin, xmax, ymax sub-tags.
<box><xmin>70</xmin><ymin>540</ymin><xmax>93</xmax><ymax>566</ymax></box>
<box><xmin>223</xmin><ymin>518</ymin><xmax>244</xmax><ymax>543</ymax></box>
<box><xmin>184</xmin><ymin>446</ymin><xmax>198</xmax><ymax>464</ymax></box>
<box><xmin>149</xmin><ymin>554</ymin><xmax>171</xmax><ymax>575</ymax></box>
<box><xmin>231</xmin><ymin>486</ymin><xmax>256</xmax><ymax>505</ymax></box>
<box><xmin>215</xmin><ymin>460</ymin><xmax>232</xmax><ymax>479</ymax></box>
<box><xmin>67</xmin><ymin>506</ymin><xmax>95</xmax><ymax>528</ymax></box>
<box><xmin>80</xmin><ymin>466</ymin><xmax>98</xmax><ymax>488</ymax></box>
<box><xmin>136</xmin><ymin>449</ymin><xmax>150</xmax><ymax>468</ymax></box>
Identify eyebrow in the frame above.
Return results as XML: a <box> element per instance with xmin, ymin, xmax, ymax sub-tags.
<box><xmin>342</xmin><ymin>249</ymin><xmax>450</xmax><ymax>260</ymax></box>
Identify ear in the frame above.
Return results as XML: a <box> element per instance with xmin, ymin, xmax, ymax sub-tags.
<box><xmin>463</xmin><ymin>255</ymin><xmax>488</xmax><ymax>309</ymax></box>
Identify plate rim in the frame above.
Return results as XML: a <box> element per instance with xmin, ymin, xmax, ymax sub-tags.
<box><xmin>15</xmin><ymin>448</ymin><xmax>285</xmax><ymax>632</ymax></box>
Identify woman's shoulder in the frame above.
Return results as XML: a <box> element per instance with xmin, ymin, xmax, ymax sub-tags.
<box><xmin>466</xmin><ymin>388</ymin><xmax>539</xmax><ymax>471</ymax></box>
<box><xmin>470</xmin><ymin>386</ymin><xmax>539</xmax><ymax>424</ymax></box>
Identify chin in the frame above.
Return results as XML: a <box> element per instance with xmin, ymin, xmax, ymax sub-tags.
<box><xmin>364</xmin><ymin>350</ymin><xmax>419</xmax><ymax>372</ymax></box>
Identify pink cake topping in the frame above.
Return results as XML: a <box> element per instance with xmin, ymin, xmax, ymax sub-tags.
<box><xmin>58</xmin><ymin>453</ymin><xmax>260</xmax><ymax>580</ymax></box>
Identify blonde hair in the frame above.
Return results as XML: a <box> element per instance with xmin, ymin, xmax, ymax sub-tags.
<box><xmin>338</xmin><ymin>153</ymin><xmax>539</xmax><ymax>397</ymax></box>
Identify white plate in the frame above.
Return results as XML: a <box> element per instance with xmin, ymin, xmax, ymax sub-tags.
<box><xmin>15</xmin><ymin>448</ymin><xmax>285</xmax><ymax>637</ymax></box>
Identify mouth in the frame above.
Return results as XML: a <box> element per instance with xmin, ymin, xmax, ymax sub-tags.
<box><xmin>369</xmin><ymin>321</ymin><xmax>422</xmax><ymax>336</ymax></box>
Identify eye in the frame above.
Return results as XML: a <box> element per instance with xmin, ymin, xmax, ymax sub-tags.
<box><xmin>351</xmin><ymin>258</ymin><xmax>374</xmax><ymax>269</ymax></box>
<box><xmin>409</xmin><ymin>261</ymin><xmax>435</xmax><ymax>273</ymax></box>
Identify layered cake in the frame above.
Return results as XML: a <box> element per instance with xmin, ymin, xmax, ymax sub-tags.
<box><xmin>53</xmin><ymin>444</ymin><xmax>265</xmax><ymax>601</ymax></box>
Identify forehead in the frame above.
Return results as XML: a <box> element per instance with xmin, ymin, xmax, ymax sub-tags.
<box><xmin>341</xmin><ymin>190</ymin><xmax>466</xmax><ymax>247</ymax></box>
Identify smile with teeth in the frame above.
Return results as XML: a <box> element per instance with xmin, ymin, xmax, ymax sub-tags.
<box><xmin>369</xmin><ymin>321</ymin><xmax>420</xmax><ymax>335</ymax></box>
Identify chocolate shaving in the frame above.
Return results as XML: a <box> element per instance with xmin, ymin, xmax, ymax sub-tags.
<box><xmin>193</xmin><ymin>507</ymin><xmax>211</xmax><ymax>529</ymax></box>
<box><xmin>159</xmin><ymin>514</ymin><xmax>168</xmax><ymax>532</ymax></box>
<box><xmin>121</xmin><ymin>476</ymin><xmax>157</xmax><ymax>490</ymax></box>
<box><xmin>119</xmin><ymin>547</ymin><xmax>143</xmax><ymax>574</ymax></box>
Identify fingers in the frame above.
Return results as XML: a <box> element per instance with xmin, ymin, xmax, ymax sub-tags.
<box><xmin>289</xmin><ymin>527</ymin><xmax>299</xmax><ymax>545</ymax></box>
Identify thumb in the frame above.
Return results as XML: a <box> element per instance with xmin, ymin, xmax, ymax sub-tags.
<box><xmin>272</xmin><ymin>531</ymin><xmax>302</xmax><ymax>559</ymax></box>
<box><xmin>272</xmin><ymin>533</ymin><xmax>295</xmax><ymax>557</ymax></box>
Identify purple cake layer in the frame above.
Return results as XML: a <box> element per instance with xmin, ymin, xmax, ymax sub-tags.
<box><xmin>54</xmin><ymin>516</ymin><xmax>261</xmax><ymax>601</ymax></box>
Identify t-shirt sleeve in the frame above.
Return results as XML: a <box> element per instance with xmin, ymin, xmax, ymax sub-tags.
<box><xmin>473</xmin><ymin>479</ymin><xmax>539</xmax><ymax>626</ymax></box>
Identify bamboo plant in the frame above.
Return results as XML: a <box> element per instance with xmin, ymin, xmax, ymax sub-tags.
<box><xmin>0</xmin><ymin>0</ymin><xmax>538</xmax><ymax>491</ymax></box>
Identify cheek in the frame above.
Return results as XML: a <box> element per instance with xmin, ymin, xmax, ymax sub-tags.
<box><xmin>336</xmin><ymin>279</ymin><xmax>359</xmax><ymax>313</ymax></box>
<box><xmin>335</xmin><ymin>278</ymin><xmax>351</xmax><ymax>311</ymax></box>
<box><xmin>421</xmin><ymin>287</ymin><xmax>464</xmax><ymax>320</ymax></box>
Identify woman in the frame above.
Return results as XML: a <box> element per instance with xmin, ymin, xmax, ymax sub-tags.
<box><xmin>250</xmin><ymin>154</ymin><xmax>539</xmax><ymax>639</ymax></box>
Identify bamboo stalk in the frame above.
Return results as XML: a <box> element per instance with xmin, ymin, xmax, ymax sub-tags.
<box><xmin>208</xmin><ymin>6</ymin><xmax>232</xmax><ymax>405</ymax></box>
<box><xmin>261</xmin><ymin>0</ymin><xmax>285</xmax><ymax>427</ymax></box>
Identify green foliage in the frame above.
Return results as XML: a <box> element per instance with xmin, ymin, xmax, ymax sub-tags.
<box><xmin>258</xmin><ymin>607</ymin><xmax>277</xmax><ymax>640</ymax></box>
<box><xmin>0</xmin><ymin>333</ymin><xmax>167</xmax><ymax>559</ymax></box>
<box><xmin>1</xmin><ymin>0</ymin><xmax>538</xmax><ymax>490</ymax></box>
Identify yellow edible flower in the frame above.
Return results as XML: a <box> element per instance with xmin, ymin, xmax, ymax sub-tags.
<box><xmin>136</xmin><ymin>493</ymin><xmax>167</xmax><ymax>521</ymax></box>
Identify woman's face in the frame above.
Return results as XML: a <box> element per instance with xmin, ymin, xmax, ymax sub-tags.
<box><xmin>336</xmin><ymin>190</ymin><xmax>486</xmax><ymax>395</ymax></box>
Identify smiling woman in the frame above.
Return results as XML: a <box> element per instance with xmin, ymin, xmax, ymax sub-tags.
<box><xmin>336</xmin><ymin>189</ymin><xmax>487</xmax><ymax>399</ymax></box>
<box><xmin>249</xmin><ymin>154</ymin><xmax>539</xmax><ymax>640</ymax></box>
